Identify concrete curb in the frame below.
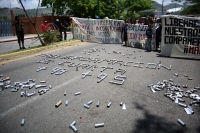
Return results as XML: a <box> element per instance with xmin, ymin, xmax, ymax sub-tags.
<box><xmin>0</xmin><ymin>40</ymin><xmax>81</xmax><ymax>59</ymax></box>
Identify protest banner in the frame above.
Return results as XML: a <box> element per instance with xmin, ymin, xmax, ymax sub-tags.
<box><xmin>161</xmin><ymin>15</ymin><xmax>200</xmax><ymax>59</ymax></box>
<box><xmin>72</xmin><ymin>17</ymin><xmax>157</xmax><ymax>50</ymax></box>
<box><xmin>72</xmin><ymin>17</ymin><xmax>124</xmax><ymax>43</ymax></box>
<box><xmin>126</xmin><ymin>23</ymin><xmax>157</xmax><ymax>50</ymax></box>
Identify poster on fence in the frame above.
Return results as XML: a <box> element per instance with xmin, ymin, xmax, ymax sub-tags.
<box><xmin>161</xmin><ymin>15</ymin><xmax>200</xmax><ymax>59</ymax></box>
<box><xmin>72</xmin><ymin>17</ymin><xmax>157</xmax><ymax>50</ymax></box>
<box><xmin>72</xmin><ymin>17</ymin><xmax>124</xmax><ymax>43</ymax></box>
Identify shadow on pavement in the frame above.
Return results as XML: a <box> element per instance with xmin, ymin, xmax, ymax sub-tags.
<box><xmin>156</xmin><ymin>54</ymin><xmax>200</xmax><ymax>61</ymax></box>
<box><xmin>196</xmin><ymin>127</ymin><xmax>200</xmax><ymax>133</ymax></box>
<box><xmin>130</xmin><ymin>103</ymin><xmax>187</xmax><ymax>133</ymax></box>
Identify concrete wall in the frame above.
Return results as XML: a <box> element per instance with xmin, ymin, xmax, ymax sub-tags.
<box><xmin>10</xmin><ymin>10</ymin><xmax>70</xmax><ymax>35</ymax></box>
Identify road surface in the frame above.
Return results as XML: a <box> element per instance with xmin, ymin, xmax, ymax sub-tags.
<box><xmin>0</xmin><ymin>42</ymin><xmax>200</xmax><ymax>133</ymax></box>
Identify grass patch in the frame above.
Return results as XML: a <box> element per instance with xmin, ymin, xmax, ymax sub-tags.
<box><xmin>58</xmin><ymin>39</ymin><xmax>78</xmax><ymax>43</ymax></box>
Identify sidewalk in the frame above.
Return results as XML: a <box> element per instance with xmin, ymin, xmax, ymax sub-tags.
<box><xmin>0</xmin><ymin>32</ymin><xmax>72</xmax><ymax>43</ymax></box>
<box><xmin>0</xmin><ymin>34</ymin><xmax>37</xmax><ymax>43</ymax></box>
<box><xmin>0</xmin><ymin>32</ymin><xmax>75</xmax><ymax>56</ymax></box>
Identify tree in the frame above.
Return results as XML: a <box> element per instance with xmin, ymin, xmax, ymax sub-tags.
<box><xmin>41</xmin><ymin>0</ymin><xmax>154</xmax><ymax>19</ymax></box>
<box><xmin>66</xmin><ymin>0</ymin><xmax>97</xmax><ymax>18</ymax></box>
<box><xmin>41</xmin><ymin>0</ymin><xmax>67</xmax><ymax>16</ymax></box>
<box><xmin>17</xmin><ymin>14</ymin><xmax>26</xmax><ymax>17</ymax></box>
<box><xmin>185</xmin><ymin>0</ymin><xmax>200</xmax><ymax>3</ymax></box>
<box><xmin>180</xmin><ymin>0</ymin><xmax>200</xmax><ymax>15</ymax></box>
<box><xmin>0</xmin><ymin>16</ymin><xmax>10</xmax><ymax>20</ymax></box>
<box><xmin>171</xmin><ymin>0</ymin><xmax>182</xmax><ymax>14</ymax></box>
<box><xmin>138</xmin><ymin>11</ymin><xmax>155</xmax><ymax>18</ymax></box>
<box><xmin>124</xmin><ymin>0</ymin><xmax>154</xmax><ymax>20</ymax></box>
<box><xmin>171</xmin><ymin>0</ymin><xmax>182</xmax><ymax>2</ymax></box>
<box><xmin>18</xmin><ymin>0</ymin><xmax>45</xmax><ymax>46</ymax></box>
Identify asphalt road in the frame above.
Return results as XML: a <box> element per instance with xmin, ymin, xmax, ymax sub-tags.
<box><xmin>0</xmin><ymin>42</ymin><xmax>200</xmax><ymax>133</ymax></box>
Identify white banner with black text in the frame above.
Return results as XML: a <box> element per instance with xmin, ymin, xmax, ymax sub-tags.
<box><xmin>161</xmin><ymin>15</ymin><xmax>200</xmax><ymax>59</ymax></box>
<box><xmin>126</xmin><ymin>23</ymin><xmax>157</xmax><ymax>50</ymax></box>
<box><xmin>72</xmin><ymin>17</ymin><xmax>124</xmax><ymax>43</ymax></box>
<box><xmin>72</xmin><ymin>17</ymin><xmax>157</xmax><ymax>50</ymax></box>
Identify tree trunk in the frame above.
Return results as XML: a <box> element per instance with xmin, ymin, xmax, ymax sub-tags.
<box><xmin>19</xmin><ymin>0</ymin><xmax>45</xmax><ymax>46</ymax></box>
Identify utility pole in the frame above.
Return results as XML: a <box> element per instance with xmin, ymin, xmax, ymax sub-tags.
<box><xmin>162</xmin><ymin>0</ymin><xmax>164</xmax><ymax>15</ymax></box>
<box><xmin>97</xmin><ymin>0</ymin><xmax>100</xmax><ymax>18</ymax></box>
<box><xmin>8</xmin><ymin>0</ymin><xmax>11</xmax><ymax>9</ymax></box>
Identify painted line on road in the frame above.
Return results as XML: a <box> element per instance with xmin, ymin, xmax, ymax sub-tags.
<box><xmin>0</xmin><ymin>75</ymin><xmax>80</xmax><ymax>120</ymax></box>
<box><xmin>0</xmin><ymin>42</ymin><xmax>89</xmax><ymax>65</ymax></box>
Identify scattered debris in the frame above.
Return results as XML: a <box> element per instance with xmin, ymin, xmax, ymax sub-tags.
<box><xmin>55</xmin><ymin>100</ymin><xmax>62</xmax><ymax>107</ymax></box>
<box><xmin>122</xmin><ymin>103</ymin><xmax>126</xmax><ymax>110</ymax></box>
<box><xmin>21</xmin><ymin>119</ymin><xmax>25</xmax><ymax>126</ymax></box>
<box><xmin>177</xmin><ymin>119</ymin><xmax>186</xmax><ymax>126</ymax></box>
<box><xmin>148</xmin><ymin>78</ymin><xmax>200</xmax><ymax>116</ymax></box>
<box><xmin>97</xmin><ymin>73</ymin><xmax>108</xmax><ymax>83</ymax></box>
<box><xmin>96</xmin><ymin>101</ymin><xmax>100</xmax><ymax>107</ymax></box>
<box><xmin>95</xmin><ymin>123</ymin><xmax>104</xmax><ymax>128</ymax></box>
<box><xmin>51</xmin><ymin>68</ymin><xmax>68</xmax><ymax>75</ymax></box>
<box><xmin>75</xmin><ymin>92</ymin><xmax>81</xmax><ymax>96</ymax></box>
<box><xmin>174</xmin><ymin>73</ymin><xmax>178</xmax><ymax>77</ymax></box>
<box><xmin>109</xmin><ymin>75</ymin><xmax>126</xmax><ymax>85</ymax></box>
<box><xmin>87</xmin><ymin>100</ymin><xmax>93</xmax><ymax>105</ymax></box>
<box><xmin>69</xmin><ymin>121</ymin><xmax>78</xmax><ymax>133</ymax></box>
<box><xmin>84</xmin><ymin>104</ymin><xmax>90</xmax><ymax>109</ymax></box>
<box><xmin>36</xmin><ymin>66</ymin><xmax>48</xmax><ymax>72</ymax></box>
<box><xmin>134</xmin><ymin>62</ymin><xmax>144</xmax><ymax>68</ymax></box>
<box><xmin>82</xmin><ymin>71</ymin><xmax>92</xmax><ymax>79</ymax></box>
<box><xmin>107</xmin><ymin>102</ymin><xmax>112</xmax><ymax>108</ymax></box>
<box><xmin>65</xmin><ymin>100</ymin><xmax>68</xmax><ymax>106</ymax></box>
<box><xmin>114</xmin><ymin>68</ymin><xmax>126</xmax><ymax>75</ymax></box>
<box><xmin>100</xmin><ymin>66</ymin><xmax>113</xmax><ymax>72</ymax></box>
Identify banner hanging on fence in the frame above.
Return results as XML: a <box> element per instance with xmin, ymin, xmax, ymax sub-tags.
<box><xmin>161</xmin><ymin>15</ymin><xmax>200</xmax><ymax>59</ymax></box>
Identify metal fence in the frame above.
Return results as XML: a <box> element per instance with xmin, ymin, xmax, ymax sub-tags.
<box><xmin>0</xmin><ymin>20</ymin><xmax>14</xmax><ymax>37</ymax></box>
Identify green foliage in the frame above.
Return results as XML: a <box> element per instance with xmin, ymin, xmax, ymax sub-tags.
<box><xmin>40</xmin><ymin>30</ymin><xmax>58</xmax><ymax>44</ymax></box>
<box><xmin>180</xmin><ymin>3</ymin><xmax>200</xmax><ymax>15</ymax></box>
<box><xmin>125</xmin><ymin>0</ymin><xmax>154</xmax><ymax>12</ymax></box>
<box><xmin>171</xmin><ymin>0</ymin><xmax>182</xmax><ymax>3</ymax></box>
<box><xmin>66</xmin><ymin>0</ymin><xmax>97</xmax><ymax>17</ymax></box>
<box><xmin>17</xmin><ymin>14</ymin><xmax>26</xmax><ymax>17</ymax></box>
<box><xmin>0</xmin><ymin>16</ymin><xmax>10</xmax><ymax>20</ymax></box>
<box><xmin>180</xmin><ymin>0</ymin><xmax>200</xmax><ymax>15</ymax></box>
<box><xmin>67</xmin><ymin>26</ymin><xmax>73</xmax><ymax>31</ymax></box>
<box><xmin>138</xmin><ymin>11</ymin><xmax>155</xmax><ymax>18</ymax></box>
<box><xmin>124</xmin><ymin>12</ymin><xmax>140</xmax><ymax>20</ymax></box>
<box><xmin>41</xmin><ymin>0</ymin><xmax>154</xmax><ymax>20</ymax></box>
<box><xmin>185</xmin><ymin>0</ymin><xmax>200</xmax><ymax>3</ymax></box>
<box><xmin>41</xmin><ymin>0</ymin><xmax>67</xmax><ymax>16</ymax></box>
<box><xmin>100</xmin><ymin>0</ymin><xmax>127</xmax><ymax>19</ymax></box>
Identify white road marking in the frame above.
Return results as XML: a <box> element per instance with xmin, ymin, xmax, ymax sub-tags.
<box><xmin>0</xmin><ymin>76</ymin><xmax>80</xmax><ymax>119</ymax></box>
